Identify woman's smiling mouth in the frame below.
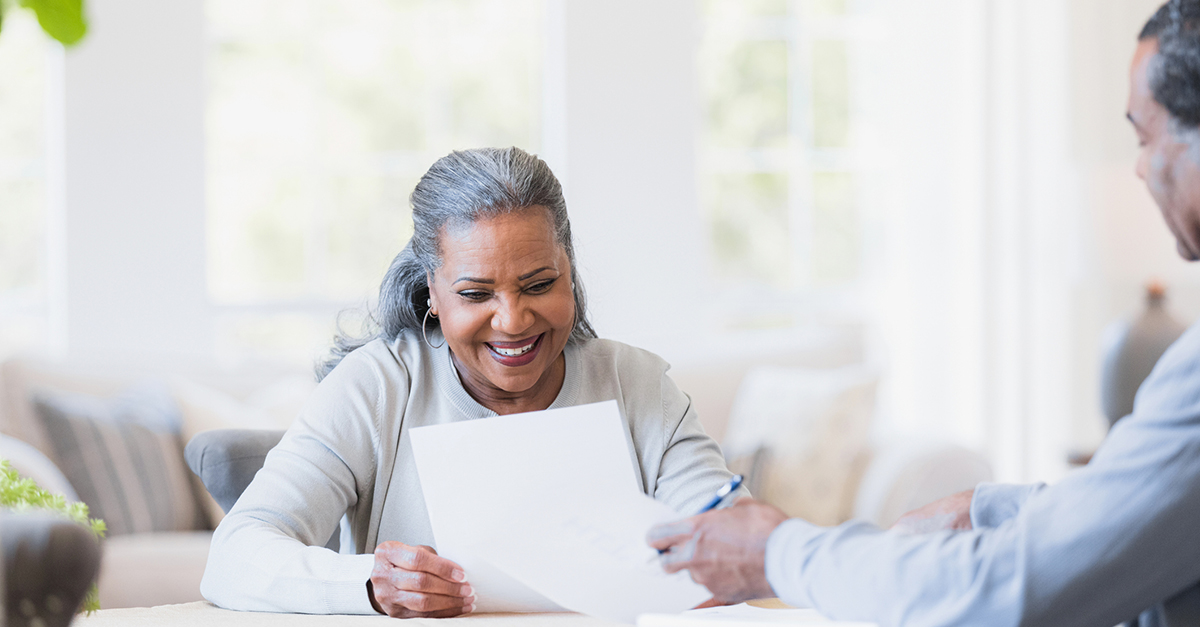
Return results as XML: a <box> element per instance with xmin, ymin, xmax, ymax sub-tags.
<box><xmin>485</xmin><ymin>334</ymin><xmax>544</xmax><ymax>366</ymax></box>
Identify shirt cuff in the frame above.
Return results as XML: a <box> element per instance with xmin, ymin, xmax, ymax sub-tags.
<box><xmin>325</xmin><ymin>553</ymin><xmax>379</xmax><ymax>615</ymax></box>
<box><xmin>969</xmin><ymin>482</ymin><xmax>1046</xmax><ymax>529</ymax></box>
<box><xmin>764</xmin><ymin>518</ymin><xmax>825</xmax><ymax>609</ymax></box>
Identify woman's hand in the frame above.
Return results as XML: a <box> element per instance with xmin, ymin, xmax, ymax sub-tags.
<box><xmin>368</xmin><ymin>542</ymin><xmax>476</xmax><ymax>618</ymax></box>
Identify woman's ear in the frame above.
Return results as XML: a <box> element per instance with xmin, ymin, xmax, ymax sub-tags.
<box><xmin>426</xmin><ymin>273</ymin><xmax>438</xmax><ymax>316</ymax></box>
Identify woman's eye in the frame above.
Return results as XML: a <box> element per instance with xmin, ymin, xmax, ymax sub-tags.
<box><xmin>458</xmin><ymin>291</ymin><xmax>490</xmax><ymax>302</ymax></box>
<box><xmin>526</xmin><ymin>279</ymin><xmax>556</xmax><ymax>294</ymax></box>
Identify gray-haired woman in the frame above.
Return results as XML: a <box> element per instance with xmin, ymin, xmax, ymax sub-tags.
<box><xmin>201</xmin><ymin>147</ymin><xmax>745</xmax><ymax>618</ymax></box>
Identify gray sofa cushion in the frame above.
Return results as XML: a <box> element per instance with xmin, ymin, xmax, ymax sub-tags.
<box><xmin>183</xmin><ymin>429</ymin><xmax>285</xmax><ymax>515</ymax></box>
<box><xmin>183</xmin><ymin>430</ymin><xmax>340</xmax><ymax>551</ymax></box>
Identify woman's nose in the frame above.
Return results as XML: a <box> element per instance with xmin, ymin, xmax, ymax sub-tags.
<box><xmin>491</xmin><ymin>295</ymin><xmax>534</xmax><ymax>335</ymax></box>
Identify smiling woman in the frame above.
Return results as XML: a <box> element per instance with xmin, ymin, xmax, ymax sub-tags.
<box><xmin>200</xmin><ymin>147</ymin><xmax>747</xmax><ymax>619</ymax></box>
<box><xmin>429</xmin><ymin>210</ymin><xmax>576</xmax><ymax>415</ymax></box>
<box><xmin>316</xmin><ymin>148</ymin><xmax>596</xmax><ymax>403</ymax></box>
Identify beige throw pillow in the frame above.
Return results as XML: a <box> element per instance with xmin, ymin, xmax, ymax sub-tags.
<box><xmin>722</xmin><ymin>366</ymin><xmax>877</xmax><ymax>526</ymax></box>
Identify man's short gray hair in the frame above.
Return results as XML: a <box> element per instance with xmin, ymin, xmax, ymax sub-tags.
<box><xmin>1142</xmin><ymin>0</ymin><xmax>1200</xmax><ymax>130</ymax></box>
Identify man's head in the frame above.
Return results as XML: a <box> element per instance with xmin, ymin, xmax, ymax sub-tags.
<box><xmin>1131</xmin><ymin>0</ymin><xmax>1200</xmax><ymax>260</ymax></box>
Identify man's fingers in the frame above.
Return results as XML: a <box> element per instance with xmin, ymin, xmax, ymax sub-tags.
<box><xmin>386</xmin><ymin>544</ymin><xmax>468</xmax><ymax>583</ymax></box>
<box><xmin>657</xmin><ymin>533</ymin><xmax>699</xmax><ymax>572</ymax></box>
<box><xmin>646</xmin><ymin>519</ymin><xmax>696</xmax><ymax>550</ymax></box>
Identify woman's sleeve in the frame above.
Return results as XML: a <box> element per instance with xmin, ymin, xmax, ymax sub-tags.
<box><xmin>200</xmin><ymin>350</ymin><xmax>401</xmax><ymax>614</ymax></box>
<box><xmin>652</xmin><ymin>371</ymin><xmax>750</xmax><ymax>514</ymax></box>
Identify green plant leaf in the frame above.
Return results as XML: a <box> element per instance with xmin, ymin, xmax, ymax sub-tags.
<box><xmin>18</xmin><ymin>0</ymin><xmax>86</xmax><ymax>46</ymax></box>
<box><xmin>1</xmin><ymin>460</ymin><xmax>106</xmax><ymax>613</ymax></box>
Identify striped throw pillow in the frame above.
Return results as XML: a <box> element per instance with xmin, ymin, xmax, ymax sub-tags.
<box><xmin>32</xmin><ymin>385</ymin><xmax>207</xmax><ymax>536</ymax></box>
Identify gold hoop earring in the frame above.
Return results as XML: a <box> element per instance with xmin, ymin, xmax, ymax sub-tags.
<box><xmin>422</xmin><ymin>301</ymin><xmax>445</xmax><ymax>349</ymax></box>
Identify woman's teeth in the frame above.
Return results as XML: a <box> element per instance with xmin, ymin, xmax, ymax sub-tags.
<box><xmin>491</xmin><ymin>342</ymin><xmax>535</xmax><ymax>357</ymax></box>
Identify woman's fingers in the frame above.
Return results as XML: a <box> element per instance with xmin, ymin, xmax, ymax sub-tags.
<box><xmin>425</xmin><ymin>605</ymin><xmax>476</xmax><ymax>618</ymax></box>
<box><xmin>370</xmin><ymin>542</ymin><xmax>476</xmax><ymax>618</ymax></box>
<box><xmin>370</xmin><ymin>575</ymin><xmax>475</xmax><ymax>617</ymax></box>
<box><xmin>387</xmin><ymin>590</ymin><xmax>473</xmax><ymax>615</ymax></box>
<box><xmin>384</xmin><ymin>543</ymin><xmax>468</xmax><ymax>583</ymax></box>
<box><xmin>384</xmin><ymin>567</ymin><xmax>474</xmax><ymax>598</ymax></box>
<box><xmin>393</xmin><ymin>602</ymin><xmax>476</xmax><ymax>619</ymax></box>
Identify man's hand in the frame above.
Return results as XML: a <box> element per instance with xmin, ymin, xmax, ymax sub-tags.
<box><xmin>646</xmin><ymin>499</ymin><xmax>788</xmax><ymax>605</ymax></box>
<box><xmin>368</xmin><ymin>542</ymin><xmax>475</xmax><ymax>618</ymax></box>
<box><xmin>891</xmin><ymin>489</ymin><xmax>975</xmax><ymax>534</ymax></box>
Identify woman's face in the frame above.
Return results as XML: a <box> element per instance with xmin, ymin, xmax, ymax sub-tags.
<box><xmin>428</xmin><ymin>207</ymin><xmax>576</xmax><ymax>408</ymax></box>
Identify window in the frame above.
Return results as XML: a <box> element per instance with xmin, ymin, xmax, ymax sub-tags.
<box><xmin>0</xmin><ymin>12</ymin><xmax>50</xmax><ymax>356</ymax></box>
<box><xmin>698</xmin><ymin>0</ymin><xmax>866</xmax><ymax>293</ymax></box>
<box><xmin>206</xmin><ymin>0</ymin><xmax>543</xmax><ymax>365</ymax></box>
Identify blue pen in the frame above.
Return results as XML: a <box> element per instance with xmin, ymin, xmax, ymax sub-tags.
<box><xmin>695</xmin><ymin>474</ymin><xmax>744</xmax><ymax>514</ymax></box>
<box><xmin>656</xmin><ymin>474</ymin><xmax>744</xmax><ymax>556</ymax></box>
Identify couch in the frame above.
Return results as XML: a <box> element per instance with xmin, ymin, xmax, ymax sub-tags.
<box><xmin>0</xmin><ymin>356</ymin><xmax>311</xmax><ymax>609</ymax></box>
<box><xmin>0</xmin><ymin>330</ymin><xmax>991</xmax><ymax>609</ymax></box>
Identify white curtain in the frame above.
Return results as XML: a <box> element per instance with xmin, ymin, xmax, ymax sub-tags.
<box><xmin>865</xmin><ymin>0</ymin><xmax>1084</xmax><ymax>483</ymax></box>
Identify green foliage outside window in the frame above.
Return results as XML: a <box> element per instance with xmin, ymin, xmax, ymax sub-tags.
<box><xmin>0</xmin><ymin>0</ymin><xmax>88</xmax><ymax>46</ymax></box>
<box><xmin>699</xmin><ymin>0</ymin><xmax>861</xmax><ymax>289</ymax></box>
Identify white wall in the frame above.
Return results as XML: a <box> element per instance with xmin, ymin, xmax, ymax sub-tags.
<box><xmin>545</xmin><ymin>0</ymin><xmax>709</xmax><ymax>356</ymax></box>
<box><xmin>57</xmin><ymin>0</ymin><xmax>212</xmax><ymax>365</ymax></box>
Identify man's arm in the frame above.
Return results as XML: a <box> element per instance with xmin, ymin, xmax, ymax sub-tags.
<box><xmin>653</xmin><ymin>323</ymin><xmax>1200</xmax><ymax>627</ymax></box>
<box><xmin>890</xmin><ymin>482</ymin><xmax>1048</xmax><ymax>534</ymax></box>
<box><xmin>969</xmin><ymin>482</ymin><xmax>1046</xmax><ymax>528</ymax></box>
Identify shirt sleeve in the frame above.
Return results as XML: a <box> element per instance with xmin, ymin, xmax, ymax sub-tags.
<box><xmin>200</xmin><ymin>350</ymin><xmax>396</xmax><ymax>615</ymax></box>
<box><xmin>969</xmin><ymin>482</ymin><xmax>1046</xmax><ymax>529</ymax></box>
<box><xmin>765</xmin><ymin>323</ymin><xmax>1200</xmax><ymax>627</ymax></box>
<box><xmin>652</xmin><ymin>370</ymin><xmax>750</xmax><ymax>514</ymax></box>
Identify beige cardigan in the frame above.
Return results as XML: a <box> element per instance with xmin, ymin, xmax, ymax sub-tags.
<box><xmin>201</xmin><ymin>333</ymin><xmax>742</xmax><ymax>614</ymax></box>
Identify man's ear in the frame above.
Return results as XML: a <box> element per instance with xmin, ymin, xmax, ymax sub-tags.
<box><xmin>1184</xmin><ymin>127</ymin><xmax>1200</xmax><ymax>164</ymax></box>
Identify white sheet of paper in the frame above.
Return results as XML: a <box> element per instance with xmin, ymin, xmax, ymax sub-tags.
<box><xmin>410</xmin><ymin>400</ymin><xmax>710</xmax><ymax>620</ymax></box>
<box><xmin>474</xmin><ymin>489</ymin><xmax>711</xmax><ymax>623</ymax></box>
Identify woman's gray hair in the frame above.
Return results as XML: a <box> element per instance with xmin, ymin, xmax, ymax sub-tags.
<box><xmin>317</xmin><ymin>147</ymin><xmax>597</xmax><ymax>380</ymax></box>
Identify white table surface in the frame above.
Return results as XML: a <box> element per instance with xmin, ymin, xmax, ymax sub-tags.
<box><xmin>74</xmin><ymin>602</ymin><xmax>628</xmax><ymax>626</ymax></box>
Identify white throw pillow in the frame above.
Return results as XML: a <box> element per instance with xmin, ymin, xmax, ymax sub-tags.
<box><xmin>173</xmin><ymin>376</ymin><xmax>312</xmax><ymax>442</ymax></box>
<box><xmin>722</xmin><ymin>366</ymin><xmax>877</xmax><ymax>525</ymax></box>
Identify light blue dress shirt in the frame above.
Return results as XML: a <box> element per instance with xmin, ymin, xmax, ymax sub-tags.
<box><xmin>764</xmin><ymin>321</ymin><xmax>1200</xmax><ymax>627</ymax></box>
